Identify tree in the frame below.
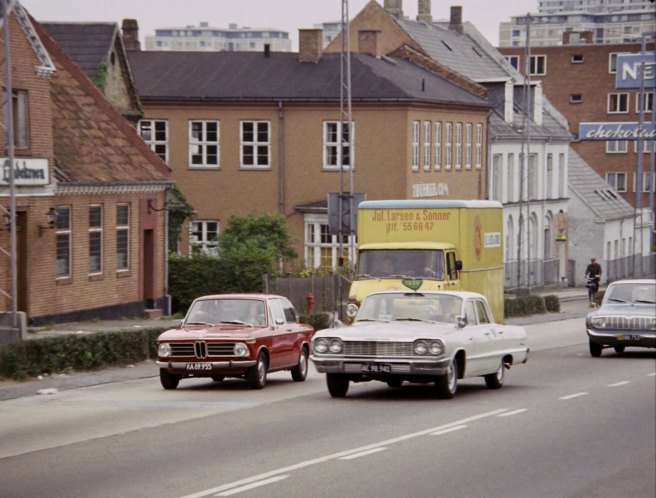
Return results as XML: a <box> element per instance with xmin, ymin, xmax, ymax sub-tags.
<box><xmin>218</xmin><ymin>212</ymin><xmax>298</xmax><ymax>291</ymax></box>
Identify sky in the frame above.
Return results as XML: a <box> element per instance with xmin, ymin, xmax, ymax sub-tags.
<box><xmin>19</xmin><ymin>0</ymin><xmax>536</xmax><ymax>49</ymax></box>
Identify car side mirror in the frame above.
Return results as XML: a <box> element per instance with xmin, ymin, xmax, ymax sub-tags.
<box><xmin>276</xmin><ymin>318</ymin><xmax>285</xmax><ymax>326</ymax></box>
<box><xmin>455</xmin><ymin>315</ymin><xmax>466</xmax><ymax>329</ymax></box>
<box><xmin>455</xmin><ymin>260</ymin><xmax>463</xmax><ymax>271</ymax></box>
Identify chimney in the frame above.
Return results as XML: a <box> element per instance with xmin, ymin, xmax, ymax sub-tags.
<box><xmin>417</xmin><ymin>0</ymin><xmax>432</xmax><ymax>24</ymax></box>
<box><xmin>449</xmin><ymin>6</ymin><xmax>463</xmax><ymax>34</ymax></box>
<box><xmin>358</xmin><ymin>30</ymin><xmax>382</xmax><ymax>57</ymax></box>
<box><xmin>298</xmin><ymin>29</ymin><xmax>322</xmax><ymax>63</ymax></box>
<box><xmin>264</xmin><ymin>43</ymin><xmax>271</xmax><ymax>57</ymax></box>
<box><xmin>384</xmin><ymin>0</ymin><xmax>404</xmax><ymax>20</ymax></box>
<box><xmin>121</xmin><ymin>19</ymin><xmax>140</xmax><ymax>51</ymax></box>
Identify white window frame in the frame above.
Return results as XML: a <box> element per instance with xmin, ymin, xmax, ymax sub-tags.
<box><xmin>491</xmin><ymin>154</ymin><xmax>502</xmax><ymax>201</ymax></box>
<box><xmin>608</xmin><ymin>93</ymin><xmax>629</xmax><ymax>114</ymax></box>
<box><xmin>423</xmin><ymin>121</ymin><xmax>431</xmax><ymax>171</ymax></box>
<box><xmin>634</xmin><ymin>139</ymin><xmax>655</xmax><ymax>154</ymax></box>
<box><xmin>138</xmin><ymin>119</ymin><xmax>168</xmax><ymax>163</ymax></box>
<box><xmin>445</xmin><ymin>122</ymin><xmax>452</xmax><ymax>170</ymax></box>
<box><xmin>464</xmin><ymin>123</ymin><xmax>472</xmax><ymax>169</ymax></box>
<box><xmin>507</xmin><ymin>153</ymin><xmax>515</xmax><ymax>202</ymax></box>
<box><xmin>635</xmin><ymin>91</ymin><xmax>653</xmax><ymax>113</ymax></box>
<box><xmin>240</xmin><ymin>120</ymin><xmax>271</xmax><ymax>169</ymax></box>
<box><xmin>323</xmin><ymin>121</ymin><xmax>355</xmax><ymax>170</ymax></box>
<box><xmin>606</xmin><ymin>172</ymin><xmax>627</xmax><ymax>192</ymax></box>
<box><xmin>505</xmin><ymin>55</ymin><xmax>519</xmax><ymax>70</ymax></box>
<box><xmin>190</xmin><ymin>220</ymin><xmax>219</xmax><ymax>256</ymax></box>
<box><xmin>454</xmin><ymin>122</ymin><xmax>462</xmax><ymax>169</ymax></box>
<box><xmin>189</xmin><ymin>120</ymin><xmax>219</xmax><ymax>168</ymax></box>
<box><xmin>56</xmin><ymin>207</ymin><xmax>71</xmax><ymax>278</ymax></box>
<box><xmin>411</xmin><ymin>120</ymin><xmax>420</xmax><ymax>171</ymax></box>
<box><xmin>304</xmin><ymin>214</ymin><xmax>355</xmax><ymax>270</ymax></box>
<box><xmin>434</xmin><ymin>121</ymin><xmax>442</xmax><ymax>170</ymax></box>
<box><xmin>12</xmin><ymin>89</ymin><xmax>29</xmax><ymax>149</ymax></box>
<box><xmin>529</xmin><ymin>55</ymin><xmax>546</xmax><ymax>76</ymax></box>
<box><xmin>606</xmin><ymin>140</ymin><xmax>628</xmax><ymax>153</ymax></box>
<box><xmin>88</xmin><ymin>205</ymin><xmax>103</xmax><ymax>275</ymax></box>
<box><xmin>116</xmin><ymin>204</ymin><xmax>129</xmax><ymax>271</ymax></box>
<box><xmin>475</xmin><ymin>124</ymin><xmax>483</xmax><ymax>169</ymax></box>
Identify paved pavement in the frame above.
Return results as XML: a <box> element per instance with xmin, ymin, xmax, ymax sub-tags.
<box><xmin>0</xmin><ymin>286</ymin><xmax>593</xmax><ymax>400</ymax></box>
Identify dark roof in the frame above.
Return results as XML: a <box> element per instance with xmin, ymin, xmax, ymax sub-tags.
<box><xmin>41</xmin><ymin>22</ymin><xmax>117</xmax><ymax>79</ymax></box>
<box><xmin>33</xmin><ymin>20</ymin><xmax>170</xmax><ymax>184</ymax></box>
<box><xmin>127</xmin><ymin>51</ymin><xmax>491</xmax><ymax>108</ymax></box>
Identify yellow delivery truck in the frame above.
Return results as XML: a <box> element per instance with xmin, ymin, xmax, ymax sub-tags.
<box><xmin>347</xmin><ymin>199</ymin><xmax>504</xmax><ymax>322</ymax></box>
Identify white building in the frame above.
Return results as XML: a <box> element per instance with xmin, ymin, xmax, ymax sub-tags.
<box><xmin>145</xmin><ymin>22</ymin><xmax>291</xmax><ymax>52</ymax></box>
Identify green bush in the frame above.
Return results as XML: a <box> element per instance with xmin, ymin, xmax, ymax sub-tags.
<box><xmin>504</xmin><ymin>294</ymin><xmax>556</xmax><ymax>317</ymax></box>
<box><xmin>543</xmin><ymin>294</ymin><xmax>560</xmax><ymax>312</ymax></box>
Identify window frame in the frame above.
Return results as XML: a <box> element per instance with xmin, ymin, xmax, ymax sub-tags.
<box><xmin>304</xmin><ymin>214</ymin><xmax>355</xmax><ymax>271</ymax></box>
<box><xmin>444</xmin><ymin>122</ymin><xmax>452</xmax><ymax>170</ymax></box>
<box><xmin>411</xmin><ymin>120</ymin><xmax>420</xmax><ymax>171</ymax></box>
<box><xmin>635</xmin><ymin>91</ymin><xmax>653</xmax><ymax>113</ymax></box>
<box><xmin>475</xmin><ymin>124</ymin><xmax>483</xmax><ymax>169</ymax></box>
<box><xmin>454</xmin><ymin>122</ymin><xmax>462</xmax><ymax>170</ymax></box>
<box><xmin>138</xmin><ymin>119</ymin><xmax>168</xmax><ymax>163</ymax></box>
<box><xmin>88</xmin><ymin>205</ymin><xmax>103</xmax><ymax>275</ymax></box>
<box><xmin>55</xmin><ymin>207</ymin><xmax>71</xmax><ymax>278</ymax></box>
<box><xmin>189</xmin><ymin>120</ymin><xmax>220</xmax><ymax>168</ymax></box>
<box><xmin>323</xmin><ymin>121</ymin><xmax>355</xmax><ymax>171</ymax></box>
<box><xmin>190</xmin><ymin>220</ymin><xmax>219</xmax><ymax>256</ymax></box>
<box><xmin>606</xmin><ymin>172</ymin><xmax>627</xmax><ymax>192</ymax></box>
<box><xmin>11</xmin><ymin>89</ymin><xmax>29</xmax><ymax>150</ymax></box>
<box><xmin>608</xmin><ymin>92</ymin><xmax>629</xmax><ymax>114</ymax></box>
<box><xmin>606</xmin><ymin>140</ymin><xmax>628</xmax><ymax>153</ymax></box>
<box><xmin>464</xmin><ymin>123</ymin><xmax>472</xmax><ymax>169</ymax></box>
<box><xmin>423</xmin><ymin>121</ymin><xmax>431</xmax><ymax>171</ymax></box>
<box><xmin>240</xmin><ymin>120</ymin><xmax>271</xmax><ymax>169</ymax></box>
<box><xmin>116</xmin><ymin>204</ymin><xmax>130</xmax><ymax>271</ymax></box>
<box><xmin>433</xmin><ymin>121</ymin><xmax>442</xmax><ymax>170</ymax></box>
<box><xmin>529</xmin><ymin>55</ymin><xmax>546</xmax><ymax>76</ymax></box>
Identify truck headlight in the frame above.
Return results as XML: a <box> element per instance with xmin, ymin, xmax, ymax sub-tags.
<box><xmin>158</xmin><ymin>343</ymin><xmax>172</xmax><ymax>357</ymax></box>
<box><xmin>233</xmin><ymin>343</ymin><xmax>249</xmax><ymax>356</ymax></box>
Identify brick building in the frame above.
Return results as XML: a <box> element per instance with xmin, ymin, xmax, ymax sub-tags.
<box><xmin>0</xmin><ymin>5</ymin><xmax>172</xmax><ymax>335</ymax></box>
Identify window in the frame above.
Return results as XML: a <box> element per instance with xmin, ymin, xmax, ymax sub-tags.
<box><xmin>558</xmin><ymin>153</ymin><xmax>566</xmax><ymax>198</ymax></box>
<box><xmin>569</xmin><ymin>94</ymin><xmax>583</xmax><ymax>103</ymax></box>
<box><xmin>464</xmin><ymin>123</ymin><xmax>472</xmax><ymax>169</ymax></box>
<box><xmin>636</xmin><ymin>172</ymin><xmax>655</xmax><ymax>193</ymax></box>
<box><xmin>433</xmin><ymin>121</ymin><xmax>442</xmax><ymax>170</ymax></box>
<box><xmin>138</xmin><ymin>120</ymin><xmax>168</xmax><ymax>162</ymax></box>
<box><xmin>240</xmin><ymin>120</ymin><xmax>270</xmax><ymax>168</ymax></box>
<box><xmin>507</xmin><ymin>153</ymin><xmax>515</xmax><ymax>202</ymax></box>
<box><xmin>423</xmin><ymin>121</ymin><xmax>431</xmax><ymax>171</ymax></box>
<box><xmin>571</xmin><ymin>54</ymin><xmax>584</xmax><ymax>63</ymax></box>
<box><xmin>606</xmin><ymin>140</ymin><xmax>628</xmax><ymax>153</ymax></box>
<box><xmin>88</xmin><ymin>205</ymin><xmax>102</xmax><ymax>274</ymax></box>
<box><xmin>324</xmin><ymin>121</ymin><xmax>354</xmax><ymax>170</ymax></box>
<box><xmin>12</xmin><ymin>90</ymin><xmax>29</xmax><ymax>149</ymax></box>
<box><xmin>505</xmin><ymin>55</ymin><xmax>519</xmax><ymax>70</ymax></box>
<box><xmin>190</xmin><ymin>220</ymin><xmax>219</xmax><ymax>256</ymax></box>
<box><xmin>528</xmin><ymin>154</ymin><xmax>539</xmax><ymax>200</ymax></box>
<box><xmin>411</xmin><ymin>121</ymin><xmax>420</xmax><ymax>171</ymax></box>
<box><xmin>444</xmin><ymin>122</ymin><xmax>452</xmax><ymax>169</ymax></box>
<box><xmin>635</xmin><ymin>91</ymin><xmax>653</xmax><ymax>113</ymax></box>
<box><xmin>304</xmin><ymin>215</ymin><xmax>354</xmax><ymax>270</ymax></box>
<box><xmin>189</xmin><ymin>120</ymin><xmax>219</xmax><ymax>167</ymax></box>
<box><xmin>491</xmin><ymin>154</ymin><xmax>502</xmax><ymax>201</ymax></box>
<box><xmin>608</xmin><ymin>93</ymin><xmax>628</xmax><ymax>113</ymax></box>
<box><xmin>634</xmin><ymin>139</ymin><xmax>655</xmax><ymax>154</ymax></box>
<box><xmin>475</xmin><ymin>124</ymin><xmax>483</xmax><ymax>169</ymax></box>
<box><xmin>56</xmin><ymin>207</ymin><xmax>71</xmax><ymax>278</ymax></box>
<box><xmin>606</xmin><ymin>172</ymin><xmax>627</xmax><ymax>192</ymax></box>
<box><xmin>454</xmin><ymin>123</ymin><xmax>462</xmax><ymax>169</ymax></box>
<box><xmin>529</xmin><ymin>55</ymin><xmax>546</xmax><ymax>75</ymax></box>
<box><xmin>474</xmin><ymin>300</ymin><xmax>491</xmax><ymax>324</ymax></box>
<box><xmin>546</xmin><ymin>153</ymin><xmax>554</xmax><ymax>199</ymax></box>
<box><xmin>116</xmin><ymin>204</ymin><xmax>129</xmax><ymax>271</ymax></box>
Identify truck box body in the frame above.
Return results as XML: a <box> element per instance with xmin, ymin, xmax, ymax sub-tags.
<box><xmin>349</xmin><ymin>199</ymin><xmax>504</xmax><ymax>322</ymax></box>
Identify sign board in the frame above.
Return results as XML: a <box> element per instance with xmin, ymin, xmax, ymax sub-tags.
<box><xmin>615</xmin><ymin>53</ymin><xmax>656</xmax><ymax>89</ymax></box>
<box><xmin>412</xmin><ymin>182</ymin><xmax>449</xmax><ymax>198</ymax></box>
<box><xmin>578</xmin><ymin>122</ymin><xmax>655</xmax><ymax>141</ymax></box>
<box><xmin>1</xmin><ymin>158</ymin><xmax>49</xmax><ymax>186</ymax></box>
<box><xmin>328</xmin><ymin>192</ymin><xmax>366</xmax><ymax>235</ymax></box>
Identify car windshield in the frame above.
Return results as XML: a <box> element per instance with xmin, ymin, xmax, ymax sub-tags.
<box><xmin>605</xmin><ymin>283</ymin><xmax>656</xmax><ymax>305</ymax></box>
<box><xmin>356</xmin><ymin>293</ymin><xmax>463</xmax><ymax>324</ymax></box>
<box><xmin>185</xmin><ymin>299</ymin><xmax>266</xmax><ymax>326</ymax></box>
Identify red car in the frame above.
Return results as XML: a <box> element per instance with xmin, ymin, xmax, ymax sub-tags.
<box><xmin>156</xmin><ymin>294</ymin><xmax>314</xmax><ymax>389</ymax></box>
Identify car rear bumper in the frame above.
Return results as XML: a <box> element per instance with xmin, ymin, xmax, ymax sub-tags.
<box><xmin>587</xmin><ymin>329</ymin><xmax>656</xmax><ymax>348</ymax></box>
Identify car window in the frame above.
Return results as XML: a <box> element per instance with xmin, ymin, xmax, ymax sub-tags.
<box><xmin>474</xmin><ymin>300</ymin><xmax>491</xmax><ymax>324</ymax></box>
<box><xmin>269</xmin><ymin>299</ymin><xmax>286</xmax><ymax>325</ymax></box>
<box><xmin>281</xmin><ymin>297</ymin><xmax>298</xmax><ymax>323</ymax></box>
<box><xmin>465</xmin><ymin>301</ymin><xmax>477</xmax><ymax>325</ymax></box>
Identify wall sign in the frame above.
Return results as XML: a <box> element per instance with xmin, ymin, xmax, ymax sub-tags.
<box><xmin>615</xmin><ymin>53</ymin><xmax>655</xmax><ymax>89</ymax></box>
<box><xmin>1</xmin><ymin>158</ymin><xmax>49</xmax><ymax>186</ymax></box>
<box><xmin>578</xmin><ymin>122</ymin><xmax>655</xmax><ymax>141</ymax></box>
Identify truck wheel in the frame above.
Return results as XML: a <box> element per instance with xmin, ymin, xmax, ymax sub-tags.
<box><xmin>160</xmin><ymin>369</ymin><xmax>180</xmax><ymax>390</ymax></box>
<box><xmin>326</xmin><ymin>373</ymin><xmax>349</xmax><ymax>398</ymax></box>
<box><xmin>484</xmin><ymin>361</ymin><xmax>505</xmax><ymax>389</ymax></box>
<box><xmin>291</xmin><ymin>346</ymin><xmax>309</xmax><ymax>382</ymax></box>
<box><xmin>589</xmin><ymin>340</ymin><xmax>603</xmax><ymax>357</ymax></box>
<box><xmin>435</xmin><ymin>358</ymin><xmax>457</xmax><ymax>399</ymax></box>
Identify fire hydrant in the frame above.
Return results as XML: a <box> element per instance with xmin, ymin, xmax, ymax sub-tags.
<box><xmin>306</xmin><ymin>292</ymin><xmax>315</xmax><ymax>314</ymax></box>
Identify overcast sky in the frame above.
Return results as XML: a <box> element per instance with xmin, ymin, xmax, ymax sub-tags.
<box><xmin>20</xmin><ymin>0</ymin><xmax>535</xmax><ymax>48</ymax></box>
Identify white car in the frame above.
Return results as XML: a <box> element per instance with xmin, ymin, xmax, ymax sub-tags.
<box><xmin>311</xmin><ymin>290</ymin><xmax>529</xmax><ymax>399</ymax></box>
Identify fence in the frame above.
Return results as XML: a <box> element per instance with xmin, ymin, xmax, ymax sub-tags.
<box><xmin>263</xmin><ymin>273</ymin><xmax>350</xmax><ymax>316</ymax></box>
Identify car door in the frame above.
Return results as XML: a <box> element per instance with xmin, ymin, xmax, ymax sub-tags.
<box><xmin>462</xmin><ymin>299</ymin><xmax>498</xmax><ymax>375</ymax></box>
<box><xmin>268</xmin><ymin>298</ymin><xmax>297</xmax><ymax>368</ymax></box>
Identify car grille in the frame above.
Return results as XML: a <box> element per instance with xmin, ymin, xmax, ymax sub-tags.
<box><xmin>170</xmin><ymin>342</ymin><xmax>236</xmax><ymax>358</ymax></box>
<box><xmin>343</xmin><ymin>341</ymin><xmax>413</xmax><ymax>357</ymax></box>
<box><xmin>601</xmin><ymin>316</ymin><xmax>654</xmax><ymax>330</ymax></box>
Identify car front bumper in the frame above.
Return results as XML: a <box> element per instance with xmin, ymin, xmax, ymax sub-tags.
<box><xmin>587</xmin><ymin>329</ymin><xmax>656</xmax><ymax>348</ymax></box>
<box><xmin>310</xmin><ymin>356</ymin><xmax>451</xmax><ymax>376</ymax></box>
<box><xmin>156</xmin><ymin>359</ymin><xmax>257</xmax><ymax>374</ymax></box>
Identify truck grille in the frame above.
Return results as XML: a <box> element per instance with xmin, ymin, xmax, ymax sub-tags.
<box><xmin>343</xmin><ymin>341</ymin><xmax>413</xmax><ymax>357</ymax></box>
<box><xmin>170</xmin><ymin>342</ymin><xmax>236</xmax><ymax>358</ymax></box>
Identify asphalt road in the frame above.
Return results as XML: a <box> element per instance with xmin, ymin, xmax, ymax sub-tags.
<box><xmin>0</xmin><ymin>303</ymin><xmax>654</xmax><ymax>498</ymax></box>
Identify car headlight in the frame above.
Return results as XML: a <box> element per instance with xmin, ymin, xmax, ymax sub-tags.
<box><xmin>590</xmin><ymin>316</ymin><xmax>608</xmax><ymax>328</ymax></box>
<box><xmin>233</xmin><ymin>343</ymin><xmax>249</xmax><ymax>357</ymax></box>
<box><xmin>346</xmin><ymin>303</ymin><xmax>359</xmax><ymax>318</ymax></box>
<box><xmin>314</xmin><ymin>338</ymin><xmax>329</xmax><ymax>354</ymax></box>
<box><xmin>158</xmin><ymin>343</ymin><xmax>172</xmax><ymax>357</ymax></box>
<box><xmin>414</xmin><ymin>340</ymin><xmax>428</xmax><ymax>355</ymax></box>
<box><xmin>429</xmin><ymin>340</ymin><xmax>444</xmax><ymax>355</ymax></box>
<box><xmin>329</xmin><ymin>339</ymin><xmax>343</xmax><ymax>353</ymax></box>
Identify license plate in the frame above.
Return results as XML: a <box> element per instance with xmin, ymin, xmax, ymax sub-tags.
<box><xmin>186</xmin><ymin>362</ymin><xmax>212</xmax><ymax>371</ymax></box>
<box><xmin>616</xmin><ymin>334</ymin><xmax>640</xmax><ymax>341</ymax></box>
<box><xmin>361</xmin><ymin>363</ymin><xmax>391</xmax><ymax>373</ymax></box>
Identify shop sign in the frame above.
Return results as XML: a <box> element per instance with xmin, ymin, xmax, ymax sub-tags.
<box><xmin>578</xmin><ymin>122</ymin><xmax>655</xmax><ymax>141</ymax></box>
<box><xmin>615</xmin><ymin>53</ymin><xmax>655</xmax><ymax>89</ymax></box>
<box><xmin>0</xmin><ymin>158</ymin><xmax>49</xmax><ymax>186</ymax></box>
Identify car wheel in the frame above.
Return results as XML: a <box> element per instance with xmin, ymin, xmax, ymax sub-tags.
<box><xmin>211</xmin><ymin>375</ymin><xmax>225</xmax><ymax>382</ymax></box>
<box><xmin>589</xmin><ymin>340</ymin><xmax>603</xmax><ymax>357</ymax></box>
<box><xmin>614</xmin><ymin>345</ymin><xmax>625</xmax><ymax>353</ymax></box>
<box><xmin>387</xmin><ymin>378</ymin><xmax>403</xmax><ymax>388</ymax></box>
<box><xmin>326</xmin><ymin>373</ymin><xmax>349</xmax><ymax>398</ymax></box>
<box><xmin>247</xmin><ymin>351</ymin><xmax>268</xmax><ymax>389</ymax></box>
<box><xmin>291</xmin><ymin>346</ymin><xmax>309</xmax><ymax>382</ymax></box>
<box><xmin>160</xmin><ymin>369</ymin><xmax>180</xmax><ymax>390</ymax></box>
<box><xmin>435</xmin><ymin>358</ymin><xmax>458</xmax><ymax>399</ymax></box>
<box><xmin>484</xmin><ymin>361</ymin><xmax>505</xmax><ymax>389</ymax></box>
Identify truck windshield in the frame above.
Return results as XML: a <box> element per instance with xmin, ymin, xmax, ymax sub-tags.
<box><xmin>356</xmin><ymin>249</ymin><xmax>444</xmax><ymax>280</ymax></box>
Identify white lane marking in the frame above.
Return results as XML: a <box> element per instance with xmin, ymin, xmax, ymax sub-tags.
<box><xmin>648</xmin><ymin>373</ymin><xmax>656</xmax><ymax>377</ymax></box>
<box><xmin>608</xmin><ymin>381</ymin><xmax>630</xmax><ymax>387</ymax></box>
<box><xmin>339</xmin><ymin>447</ymin><xmax>388</xmax><ymax>460</ymax></box>
<box><xmin>181</xmin><ymin>408</ymin><xmax>510</xmax><ymax>498</ymax></box>
<box><xmin>216</xmin><ymin>475</ymin><xmax>289</xmax><ymax>497</ymax></box>
<box><xmin>559</xmin><ymin>392</ymin><xmax>588</xmax><ymax>400</ymax></box>
<box><xmin>430</xmin><ymin>425</ymin><xmax>467</xmax><ymax>436</ymax></box>
<box><xmin>497</xmin><ymin>408</ymin><xmax>528</xmax><ymax>417</ymax></box>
